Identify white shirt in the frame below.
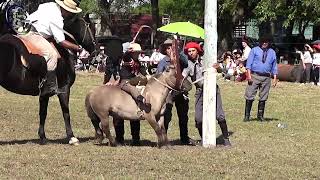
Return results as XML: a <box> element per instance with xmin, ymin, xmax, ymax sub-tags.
<box><xmin>27</xmin><ymin>2</ymin><xmax>65</xmax><ymax>43</ymax></box>
<box><xmin>150</xmin><ymin>51</ymin><xmax>165</xmax><ymax>64</ymax></box>
<box><xmin>313</xmin><ymin>53</ymin><xmax>320</xmax><ymax>66</ymax></box>
<box><xmin>303</xmin><ymin>51</ymin><xmax>313</xmax><ymax>64</ymax></box>
<box><xmin>242</xmin><ymin>46</ymin><xmax>251</xmax><ymax>61</ymax></box>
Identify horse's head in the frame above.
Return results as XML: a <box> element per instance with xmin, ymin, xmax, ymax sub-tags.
<box><xmin>63</xmin><ymin>15</ymin><xmax>96</xmax><ymax>54</ymax></box>
<box><xmin>162</xmin><ymin>65</ymin><xmax>192</xmax><ymax>92</ymax></box>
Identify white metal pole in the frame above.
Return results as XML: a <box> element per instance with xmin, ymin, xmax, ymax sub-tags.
<box><xmin>202</xmin><ymin>0</ymin><xmax>217</xmax><ymax>147</ymax></box>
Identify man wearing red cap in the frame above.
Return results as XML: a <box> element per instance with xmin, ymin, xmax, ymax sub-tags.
<box><xmin>182</xmin><ymin>42</ymin><xmax>231</xmax><ymax>146</ymax></box>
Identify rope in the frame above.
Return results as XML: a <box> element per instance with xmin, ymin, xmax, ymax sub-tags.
<box><xmin>79</xmin><ymin>18</ymin><xmax>96</xmax><ymax>46</ymax></box>
<box><xmin>152</xmin><ymin>77</ymin><xmax>179</xmax><ymax>92</ymax></box>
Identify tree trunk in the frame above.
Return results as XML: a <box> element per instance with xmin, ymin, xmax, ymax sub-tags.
<box><xmin>151</xmin><ymin>0</ymin><xmax>159</xmax><ymax>47</ymax></box>
<box><xmin>217</xmin><ymin>16</ymin><xmax>233</xmax><ymax>57</ymax></box>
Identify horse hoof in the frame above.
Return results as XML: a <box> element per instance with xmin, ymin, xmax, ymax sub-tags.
<box><xmin>69</xmin><ymin>137</ymin><xmax>80</xmax><ymax>145</ymax></box>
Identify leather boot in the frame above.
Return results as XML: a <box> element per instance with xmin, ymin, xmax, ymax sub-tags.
<box><xmin>218</xmin><ymin>120</ymin><xmax>231</xmax><ymax>146</ymax></box>
<box><xmin>196</xmin><ymin>122</ymin><xmax>202</xmax><ymax>138</ymax></box>
<box><xmin>114</xmin><ymin>120</ymin><xmax>125</xmax><ymax>145</ymax></box>
<box><xmin>130</xmin><ymin>121</ymin><xmax>141</xmax><ymax>146</ymax></box>
<box><xmin>40</xmin><ymin>71</ymin><xmax>57</xmax><ymax>96</ymax></box>
<box><xmin>257</xmin><ymin>101</ymin><xmax>266</xmax><ymax>121</ymax></box>
<box><xmin>243</xmin><ymin>100</ymin><xmax>253</xmax><ymax>122</ymax></box>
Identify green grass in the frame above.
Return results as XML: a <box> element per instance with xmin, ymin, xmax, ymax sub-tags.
<box><xmin>0</xmin><ymin>72</ymin><xmax>319</xmax><ymax>179</ymax></box>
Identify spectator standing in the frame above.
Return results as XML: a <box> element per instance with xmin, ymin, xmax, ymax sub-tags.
<box><xmin>224</xmin><ymin>52</ymin><xmax>237</xmax><ymax>81</ymax></box>
<box><xmin>156</xmin><ymin>39</ymin><xmax>196</xmax><ymax>145</ymax></box>
<box><xmin>303</xmin><ymin>44</ymin><xmax>313</xmax><ymax>84</ymax></box>
<box><xmin>243</xmin><ymin>35</ymin><xmax>278</xmax><ymax>122</ymax></box>
<box><xmin>312</xmin><ymin>44</ymin><xmax>320</xmax><ymax>86</ymax></box>
<box><xmin>182</xmin><ymin>42</ymin><xmax>231</xmax><ymax>146</ymax></box>
<box><xmin>241</xmin><ymin>36</ymin><xmax>251</xmax><ymax>66</ymax></box>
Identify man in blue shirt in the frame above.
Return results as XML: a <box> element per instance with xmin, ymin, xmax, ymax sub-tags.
<box><xmin>244</xmin><ymin>35</ymin><xmax>278</xmax><ymax>122</ymax></box>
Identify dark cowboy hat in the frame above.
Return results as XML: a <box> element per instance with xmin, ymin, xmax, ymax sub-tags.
<box><xmin>242</xmin><ymin>35</ymin><xmax>249</xmax><ymax>45</ymax></box>
<box><xmin>259</xmin><ymin>34</ymin><xmax>273</xmax><ymax>44</ymax></box>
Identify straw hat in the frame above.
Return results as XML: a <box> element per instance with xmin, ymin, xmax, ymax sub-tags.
<box><xmin>55</xmin><ymin>0</ymin><xmax>82</xmax><ymax>14</ymax></box>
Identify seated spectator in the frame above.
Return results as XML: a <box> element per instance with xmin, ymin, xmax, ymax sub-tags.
<box><xmin>223</xmin><ymin>52</ymin><xmax>236</xmax><ymax>81</ymax></box>
<box><xmin>233</xmin><ymin>49</ymin><xmax>242</xmax><ymax>65</ymax></box>
<box><xmin>235</xmin><ymin>62</ymin><xmax>247</xmax><ymax>82</ymax></box>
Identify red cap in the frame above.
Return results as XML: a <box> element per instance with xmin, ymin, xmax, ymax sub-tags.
<box><xmin>184</xmin><ymin>42</ymin><xmax>203</xmax><ymax>56</ymax></box>
<box><xmin>313</xmin><ymin>44</ymin><xmax>320</xmax><ymax>51</ymax></box>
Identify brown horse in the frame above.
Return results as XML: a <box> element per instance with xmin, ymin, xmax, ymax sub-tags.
<box><xmin>85</xmin><ymin>65</ymin><xmax>192</xmax><ymax>147</ymax></box>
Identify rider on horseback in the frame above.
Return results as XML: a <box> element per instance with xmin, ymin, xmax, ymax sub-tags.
<box><xmin>22</xmin><ymin>0</ymin><xmax>90</xmax><ymax>96</ymax></box>
<box><xmin>106</xmin><ymin>42</ymin><xmax>149</xmax><ymax>117</ymax></box>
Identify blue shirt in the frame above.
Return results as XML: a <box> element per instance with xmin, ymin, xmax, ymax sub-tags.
<box><xmin>156</xmin><ymin>51</ymin><xmax>188</xmax><ymax>74</ymax></box>
<box><xmin>246</xmin><ymin>46</ymin><xmax>278</xmax><ymax>75</ymax></box>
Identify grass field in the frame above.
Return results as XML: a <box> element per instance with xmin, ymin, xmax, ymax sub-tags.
<box><xmin>0</xmin><ymin>72</ymin><xmax>319</xmax><ymax>179</ymax></box>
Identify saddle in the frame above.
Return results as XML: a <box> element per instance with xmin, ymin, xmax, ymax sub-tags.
<box><xmin>0</xmin><ymin>34</ymin><xmax>47</xmax><ymax>78</ymax></box>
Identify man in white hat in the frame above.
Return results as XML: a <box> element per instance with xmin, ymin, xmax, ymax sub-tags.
<box><xmin>106</xmin><ymin>42</ymin><xmax>148</xmax><ymax>146</ymax></box>
<box><xmin>22</xmin><ymin>0</ymin><xmax>90</xmax><ymax>96</ymax></box>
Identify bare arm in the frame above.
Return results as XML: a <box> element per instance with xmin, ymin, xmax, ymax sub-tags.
<box><xmin>59</xmin><ymin>40</ymin><xmax>82</xmax><ymax>52</ymax></box>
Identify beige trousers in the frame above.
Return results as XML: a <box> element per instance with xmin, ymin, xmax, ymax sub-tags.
<box><xmin>21</xmin><ymin>32</ymin><xmax>59</xmax><ymax>71</ymax></box>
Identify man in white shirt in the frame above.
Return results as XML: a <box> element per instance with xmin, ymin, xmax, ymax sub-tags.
<box><xmin>241</xmin><ymin>36</ymin><xmax>251</xmax><ymax>66</ymax></box>
<box><xmin>23</xmin><ymin>0</ymin><xmax>90</xmax><ymax>96</ymax></box>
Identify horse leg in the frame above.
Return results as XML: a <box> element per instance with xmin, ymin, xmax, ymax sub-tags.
<box><xmin>146</xmin><ymin>115</ymin><xmax>164</xmax><ymax>148</ymax></box>
<box><xmin>57</xmin><ymin>88</ymin><xmax>79</xmax><ymax>145</ymax></box>
<box><xmin>90</xmin><ymin>118</ymin><xmax>104</xmax><ymax>144</ymax></box>
<box><xmin>85</xmin><ymin>93</ymin><xmax>104</xmax><ymax>143</ymax></box>
<box><xmin>39</xmin><ymin>96</ymin><xmax>50</xmax><ymax>145</ymax></box>
<box><xmin>98</xmin><ymin>114</ymin><xmax>116</xmax><ymax>146</ymax></box>
<box><xmin>158</xmin><ymin>115</ymin><xmax>170</xmax><ymax>147</ymax></box>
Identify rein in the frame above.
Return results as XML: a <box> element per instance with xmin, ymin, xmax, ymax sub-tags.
<box><xmin>152</xmin><ymin>76</ymin><xmax>179</xmax><ymax>92</ymax></box>
<box><xmin>79</xmin><ymin>18</ymin><xmax>96</xmax><ymax>46</ymax></box>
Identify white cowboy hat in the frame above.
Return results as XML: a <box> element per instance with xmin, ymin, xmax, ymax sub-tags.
<box><xmin>55</xmin><ymin>0</ymin><xmax>82</xmax><ymax>14</ymax></box>
<box><xmin>128</xmin><ymin>43</ymin><xmax>142</xmax><ymax>52</ymax></box>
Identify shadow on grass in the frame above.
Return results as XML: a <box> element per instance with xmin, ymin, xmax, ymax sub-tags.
<box><xmin>170</xmin><ymin>131</ymin><xmax>234</xmax><ymax>146</ymax></box>
<box><xmin>0</xmin><ymin>137</ymin><xmax>94</xmax><ymax>145</ymax></box>
<box><xmin>245</xmin><ymin>117</ymin><xmax>279</xmax><ymax>122</ymax></box>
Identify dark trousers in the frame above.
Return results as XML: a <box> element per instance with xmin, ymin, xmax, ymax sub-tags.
<box><xmin>194</xmin><ymin>85</ymin><xmax>229</xmax><ymax>139</ymax></box>
<box><xmin>114</xmin><ymin>119</ymin><xmax>140</xmax><ymax>143</ymax></box>
<box><xmin>195</xmin><ymin>86</ymin><xmax>225</xmax><ymax>124</ymax></box>
<box><xmin>313</xmin><ymin>66</ymin><xmax>320</xmax><ymax>85</ymax></box>
<box><xmin>164</xmin><ymin>93</ymin><xmax>190</xmax><ymax>142</ymax></box>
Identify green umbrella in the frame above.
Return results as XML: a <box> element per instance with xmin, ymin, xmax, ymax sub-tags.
<box><xmin>158</xmin><ymin>21</ymin><xmax>205</xmax><ymax>39</ymax></box>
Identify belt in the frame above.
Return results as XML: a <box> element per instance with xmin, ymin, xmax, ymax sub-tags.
<box><xmin>252</xmin><ymin>71</ymin><xmax>271</xmax><ymax>77</ymax></box>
